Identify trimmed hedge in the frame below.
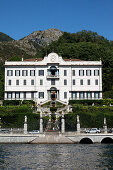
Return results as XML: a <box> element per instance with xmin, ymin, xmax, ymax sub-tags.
<box><xmin>3</xmin><ymin>100</ymin><xmax>21</xmax><ymax>106</ymax></box>
<box><xmin>0</xmin><ymin>105</ymin><xmax>33</xmax><ymax>116</ymax></box>
<box><xmin>3</xmin><ymin>100</ymin><xmax>35</xmax><ymax>106</ymax></box>
<box><xmin>1</xmin><ymin>114</ymin><xmax>40</xmax><ymax>130</ymax></box>
<box><xmin>22</xmin><ymin>100</ymin><xmax>35</xmax><ymax>105</ymax></box>
<box><xmin>65</xmin><ymin>105</ymin><xmax>113</xmax><ymax>131</ymax></box>
<box><xmin>69</xmin><ymin>99</ymin><xmax>113</xmax><ymax>106</ymax></box>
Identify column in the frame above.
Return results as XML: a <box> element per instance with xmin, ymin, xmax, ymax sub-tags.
<box><xmin>100</xmin><ymin>92</ymin><xmax>102</xmax><ymax>99</ymax></box>
<box><xmin>77</xmin><ymin>92</ymin><xmax>79</xmax><ymax>99</ymax></box>
<box><xmin>84</xmin><ymin>92</ymin><xmax>87</xmax><ymax>99</ymax></box>
<box><xmin>103</xmin><ymin>117</ymin><xmax>107</xmax><ymax>133</ymax></box>
<box><xmin>61</xmin><ymin>111</ymin><xmax>65</xmax><ymax>133</ymax></box>
<box><xmin>5</xmin><ymin>92</ymin><xmax>7</xmax><ymax>99</ymax></box>
<box><xmin>92</xmin><ymin>92</ymin><xmax>94</xmax><ymax>100</ymax></box>
<box><xmin>24</xmin><ymin>116</ymin><xmax>27</xmax><ymax>134</ymax></box>
<box><xmin>40</xmin><ymin>111</ymin><xmax>43</xmax><ymax>133</ymax></box>
<box><xmin>77</xmin><ymin>115</ymin><xmax>80</xmax><ymax>134</ymax></box>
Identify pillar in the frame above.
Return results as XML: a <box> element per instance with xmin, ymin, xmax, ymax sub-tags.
<box><xmin>24</xmin><ymin>116</ymin><xmax>27</xmax><ymax>134</ymax></box>
<box><xmin>77</xmin><ymin>115</ymin><xmax>80</xmax><ymax>134</ymax></box>
<box><xmin>103</xmin><ymin>117</ymin><xmax>107</xmax><ymax>133</ymax></box>
<box><xmin>61</xmin><ymin>111</ymin><xmax>65</xmax><ymax>133</ymax></box>
<box><xmin>77</xmin><ymin>92</ymin><xmax>79</xmax><ymax>99</ymax></box>
<box><xmin>40</xmin><ymin>111</ymin><xmax>43</xmax><ymax>133</ymax></box>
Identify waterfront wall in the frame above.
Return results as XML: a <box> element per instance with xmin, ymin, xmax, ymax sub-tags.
<box><xmin>0</xmin><ymin>133</ymin><xmax>113</xmax><ymax>144</ymax></box>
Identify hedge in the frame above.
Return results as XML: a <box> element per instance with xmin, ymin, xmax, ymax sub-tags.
<box><xmin>65</xmin><ymin>105</ymin><xmax>113</xmax><ymax>131</ymax></box>
<box><xmin>3</xmin><ymin>100</ymin><xmax>21</xmax><ymax>106</ymax></box>
<box><xmin>3</xmin><ymin>100</ymin><xmax>35</xmax><ymax>106</ymax></box>
<box><xmin>69</xmin><ymin>99</ymin><xmax>113</xmax><ymax>106</ymax></box>
<box><xmin>0</xmin><ymin>105</ymin><xmax>33</xmax><ymax>116</ymax></box>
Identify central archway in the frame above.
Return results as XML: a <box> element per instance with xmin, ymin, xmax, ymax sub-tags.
<box><xmin>48</xmin><ymin>87</ymin><xmax>59</xmax><ymax>100</ymax></box>
<box><xmin>79</xmin><ymin>138</ymin><xmax>93</xmax><ymax>144</ymax></box>
<box><xmin>101</xmin><ymin>137</ymin><xmax>113</xmax><ymax>144</ymax></box>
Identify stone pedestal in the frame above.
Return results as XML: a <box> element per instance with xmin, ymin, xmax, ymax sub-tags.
<box><xmin>103</xmin><ymin>117</ymin><xmax>107</xmax><ymax>133</ymax></box>
<box><xmin>24</xmin><ymin>116</ymin><xmax>27</xmax><ymax>134</ymax></box>
<box><xmin>77</xmin><ymin>115</ymin><xmax>80</xmax><ymax>134</ymax></box>
<box><xmin>40</xmin><ymin>112</ymin><xmax>43</xmax><ymax>133</ymax></box>
<box><xmin>61</xmin><ymin>111</ymin><xmax>65</xmax><ymax>133</ymax></box>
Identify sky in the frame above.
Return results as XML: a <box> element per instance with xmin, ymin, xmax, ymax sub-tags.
<box><xmin>0</xmin><ymin>0</ymin><xmax>113</xmax><ymax>40</ymax></box>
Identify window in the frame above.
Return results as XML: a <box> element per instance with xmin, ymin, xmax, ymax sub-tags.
<box><xmin>64</xmin><ymin>92</ymin><xmax>67</xmax><ymax>99</ymax></box>
<box><xmin>39</xmin><ymin>92</ymin><xmax>44</xmax><ymax>98</ymax></box>
<box><xmin>94</xmin><ymin>92</ymin><xmax>100</xmax><ymax>99</ymax></box>
<box><xmin>87</xmin><ymin>79</ymin><xmax>90</xmax><ymax>85</ymax></box>
<box><xmin>86</xmin><ymin>70</ymin><xmax>91</xmax><ymax>76</ymax></box>
<box><xmin>39</xmin><ymin>70</ymin><xmax>44</xmax><ymax>76</ymax></box>
<box><xmin>73</xmin><ymin>79</ymin><xmax>76</xmax><ymax>85</ymax></box>
<box><xmin>16</xmin><ymin>80</ymin><xmax>19</xmax><ymax>85</ymax></box>
<box><xmin>15</xmin><ymin>92</ymin><xmax>20</xmax><ymax>99</ymax></box>
<box><xmin>23</xmin><ymin>80</ymin><xmax>26</xmax><ymax>85</ymax></box>
<box><xmin>31</xmin><ymin>92</ymin><xmax>34</xmax><ymax>99</ymax></box>
<box><xmin>64</xmin><ymin>79</ymin><xmax>67</xmax><ymax>85</ymax></box>
<box><xmin>87</xmin><ymin>92</ymin><xmax>92</xmax><ymax>99</ymax></box>
<box><xmin>22</xmin><ymin>70</ymin><xmax>28</xmax><ymax>76</ymax></box>
<box><xmin>95</xmin><ymin>79</ymin><xmax>98</xmax><ymax>85</ymax></box>
<box><xmin>79</xmin><ymin>92</ymin><xmax>84</xmax><ymax>99</ymax></box>
<box><xmin>7</xmin><ymin>92</ymin><xmax>12</xmax><ymax>99</ymax></box>
<box><xmin>40</xmin><ymin>79</ymin><xmax>43</xmax><ymax>85</ymax></box>
<box><xmin>15</xmin><ymin>70</ymin><xmax>20</xmax><ymax>76</ymax></box>
<box><xmin>8</xmin><ymin>80</ymin><xmax>11</xmax><ymax>85</ymax></box>
<box><xmin>71</xmin><ymin>92</ymin><xmax>77</xmax><ymax>99</ymax></box>
<box><xmin>7</xmin><ymin>70</ymin><xmax>13</xmax><ymax>76</ymax></box>
<box><xmin>30</xmin><ymin>70</ymin><xmax>35</xmax><ymax>76</ymax></box>
<box><xmin>79</xmin><ymin>70</ymin><xmax>84</xmax><ymax>76</ymax></box>
<box><xmin>31</xmin><ymin>80</ymin><xmax>34</xmax><ymax>85</ymax></box>
<box><xmin>94</xmin><ymin>70</ymin><xmax>99</xmax><ymax>76</ymax></box>
<box><xmin>64</xmin><ymin>70</ymin><xmax>67</xmax><ymax>76</ymax></box>
<box><xmin>80</xmin><ymin>79</ymin><xmax>83</xmax><ymax>85</ymax></box>
<box><xmin>72</xmin><ymin>70</ymin><xmax>75</xmax><ymax>76</ymax></box>
<box><xmin>51</xmin><ymin>79</ymin><xmax>55</xmax><ymax>85</ymax></box>
<box><xmin>23</xmin><ymin>92</ymin><xmax>26</xmax><ymax>99</ymax></box>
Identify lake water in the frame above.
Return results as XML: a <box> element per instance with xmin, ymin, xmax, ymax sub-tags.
<box><xmin>0</xmin><ymin>144</ymin><xmax>113</xmax><ymax>170</ymax></box>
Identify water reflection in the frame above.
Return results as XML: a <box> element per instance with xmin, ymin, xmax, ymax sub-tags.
<box><xmin>0</xmin><ymin>144</ymin><xmax>113</xmax><ymax>169</ymax></box>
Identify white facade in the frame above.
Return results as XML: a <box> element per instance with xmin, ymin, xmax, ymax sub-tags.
<box><xmin>4</xmin><ymin>52</ymin><xmax>102</xmax><ymax>104</ymax></box>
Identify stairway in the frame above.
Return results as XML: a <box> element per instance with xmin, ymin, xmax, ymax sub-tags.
<box><xmin>30</xmin><ymin>135</ymin><xmax>75</xmax><ymax>144</ymax></box>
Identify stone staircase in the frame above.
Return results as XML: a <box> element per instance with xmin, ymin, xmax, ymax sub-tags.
<box><xmin>44</xmin><ymin>131</ymin><xmax>59</xmax><ymax>136</ymax></box>
<box><xmin>30</xmin><ymin>135</ymin><xmax>75</xmax><ymax>144</ymax></box>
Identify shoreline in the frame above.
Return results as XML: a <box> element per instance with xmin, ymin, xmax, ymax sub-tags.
<box><xmin>0</xmin><ymin>133</ymin><xmax>113</xmax><ymax>144</ymax></box>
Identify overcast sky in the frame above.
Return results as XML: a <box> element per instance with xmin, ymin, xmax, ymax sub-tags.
<box><xmin>0</xmin><ymin>0</ymin><xmax>113</xmax><ymax>40</ymax></box>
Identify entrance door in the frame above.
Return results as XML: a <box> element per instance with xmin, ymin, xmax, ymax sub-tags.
<box><xmin>48</xmin><ymin>87</ymin><xmax>59</xmax><ymax>100</ymax></box>
<box><xmin>51</xmin><ymin>91</ymin><xmax>57</xmax><ymax>100</ymax></box>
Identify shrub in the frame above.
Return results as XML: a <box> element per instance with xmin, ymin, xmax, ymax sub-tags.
<box><xmin>3</xmin><ymin>100</ymin><xmax>21</xmax><ymax>106</ymax></box>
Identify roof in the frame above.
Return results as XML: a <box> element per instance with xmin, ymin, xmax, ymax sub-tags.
<box><xmin>64</xmin><ymin>59</ymin><xmax>83</xmax><ymax>61</ymax></box>
<box><xmin>24</xmin><ymin>58</ymin><xmax>82</xmax><ymax>62</ymax></box>
<box><xmin>24</xmin><ymin>58</ymin><xmax>43</xmax><ymax>61</ymax></box>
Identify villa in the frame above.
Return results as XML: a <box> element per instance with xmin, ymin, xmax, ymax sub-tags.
<box><xmin>4</xmin><ymin>52</ymin><xmax>102</xmax><ymax>104</ymax></box>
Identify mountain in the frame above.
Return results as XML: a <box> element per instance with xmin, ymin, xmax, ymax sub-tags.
<box><xmin>12</xmin><ymin>28</ymin><xmax>63</xmax><ymax>56</ymax></box>
<box><xmin>0</xmin><ymin>28</ymin><xmax>63</xmax><ymax>59</ymax></box>
<box><xmin>0</xmin><ymin>32</ymin><xmax>14</xmax><ymax>42</ymax></box>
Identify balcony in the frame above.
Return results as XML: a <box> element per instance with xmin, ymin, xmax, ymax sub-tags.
<box><xmin>47</xmin><ymin>66</ymin><xmax>59</xmax><ymax>79</ymax></box>
<box><xmin>46</xmin><ymin>74</ymin><xmax>59</xmax><ymax>79</ymax></box>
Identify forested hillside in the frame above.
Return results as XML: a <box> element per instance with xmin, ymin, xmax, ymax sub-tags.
<box><xmin>37</xmin><ymin>30</ymin><xmax>113</xmax><ymax>98</ymax></box>
<box><xmin>0</xmin><ymin>30</ymin><xmax>113</xmax><ymax>99</ymax></box>
<box><xmin>0</xmin><ymin>32</ymin><xmax>14</xmax><ymax>42</ymax></box>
